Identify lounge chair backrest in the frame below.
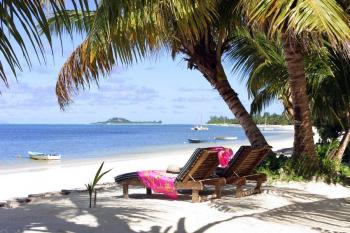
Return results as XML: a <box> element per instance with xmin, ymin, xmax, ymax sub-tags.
<box><xmin>222</xmin><ymin>145</ymin><xmax>271</xmax><ymax>177</ymax></box>
<box><xmin>175</xmin><ymin>148</ymin><xmax>219</xmax><ymax>182</ymax></box>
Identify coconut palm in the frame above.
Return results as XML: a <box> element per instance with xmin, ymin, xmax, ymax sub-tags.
<box><xmin>238</xmin><ymin>0</ymin><xmax>350</xmax><ymax>170</ymax></box>
<box><xmin>230</xmin><ymin>29</ymin><xmax>350</xmax><ymax>162</ymax></box>
<box><xmin>0</xmin><ymin>0</ymin><xmax>90</xmax><ymax>91</ymax></box>
<box><xmin>48</xmin><ymin>0</ymin><xmax>269</xmax><ymax>147</ymax></box>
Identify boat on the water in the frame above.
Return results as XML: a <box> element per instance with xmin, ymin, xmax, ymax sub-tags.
<box><xmin>214</xmin><ymin>136</ymin><xmax>238</xmax><ymax>140</ymax></box>
<box><xmin>191</xmin><ymin>125</ymin><xmax>209</xmax><ymax>131</ymax></box>
<box><xmin>187</xmin><ymin>139</ymin><xmax>206</xmax><ymax>143</ymax></box>
<box><xmin>28</xmin><ymin>151</ymin><xmax>61</xmax><ymax>160</ymax></box>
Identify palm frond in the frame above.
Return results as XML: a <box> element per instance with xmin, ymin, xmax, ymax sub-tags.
<box><xmin>239</xmin><ymin>0</ymin><xmax>350</xmax><ymax>55</ymax></box>
<box><xmin>0</xmin><ymin>0</ymin><xmax>94</xmax><ymax>91</ymax></box>
<box><xmin>52</xmin><ymin>0</ymin><xmax>217</xmax><ymax>108</ymax></box>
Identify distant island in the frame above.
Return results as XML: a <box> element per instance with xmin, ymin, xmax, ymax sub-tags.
<box><xmin>93</xmin><ymin>117</ymin><xmax>162</xmax><ymax>125</ymax></box>
<box><xmin>207</xmin><ymin>113</ymin><xmax>291</xmax><ymax>125</ymax></box>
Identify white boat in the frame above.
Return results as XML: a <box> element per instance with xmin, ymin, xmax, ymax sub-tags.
<box><xmin>28</xmin><ymin>151</ymin><xmax>61</xmax><ymax>160</ymax></box>
<box><xmin>191</xmin><ymin>125</ymin><xmax>209</xmax><ymax>131</ymax></box>
<box><xmin>214</xmin><ymin>136</ymin><xmax>238</xmax><ymax>140</ymax></box>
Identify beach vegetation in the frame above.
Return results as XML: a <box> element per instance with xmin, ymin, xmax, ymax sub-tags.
<box><xmin>0</xmin><ymin>0</ymin><xmax>91</xmax><ymax>91</ymax></box>
<box><xmin>85</xmin><ymin>162</ymin><xmax>111</xmax><ymax>208</ymax></box>
<box><xmin>259</xmin><ymin>142</ymin><xmax>350</xmax><ymax>183</ymax></box>
<box><xmin>207</xmin><ymin>112</ymin><xmax>291</xmax><ymax>125</ymax></box>
<box><xmin>236</xmin><ymin>0</ymin><xmax>350</xmax><ymax>176</ymax></box>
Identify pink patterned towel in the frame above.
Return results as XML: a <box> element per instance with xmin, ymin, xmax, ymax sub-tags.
<box><xmin>208</xmin><ymin>147</ymin><xmax>234</xmax><ymax>167</ymax></box>
<box><xmin>208</xmin><ymin>146</ymin><xmax>233</xmax><ymax>167</ymax></box>
<box><xmin>137</xmin><ymin>147</ymin><xmax>233</xmax><ymax>199</ymax></box>
<box><xmin>137</xmin><ymin>170</ymin><xmax>178</xmax><ymax>199</ymax></box>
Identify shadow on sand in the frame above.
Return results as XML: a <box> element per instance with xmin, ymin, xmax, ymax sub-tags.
<box><xmin>0</xmin><ymin>186</ymin><xmax>349</xmax><ymax>233</ymax></box>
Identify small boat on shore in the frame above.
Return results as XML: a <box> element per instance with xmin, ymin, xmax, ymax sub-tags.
<box><xmin>214</xmin><ymin>136</ymin><xmax>238</xmax><ymax>140</ymax></box>
<box><xmin>28</xmin><ymin>151</ymin><xmax>61</xmax><ymax>160</ymax></box>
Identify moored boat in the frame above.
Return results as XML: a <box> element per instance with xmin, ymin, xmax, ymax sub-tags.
<box><xmin>191</xmin><ymin>125</ymin><xmax>209</xmax><ymax>131</ymax></box>
<box><xmin>28</xmin><ymin>151</ymin><xmax>61</xmax><ymax>160</ymax></box>
<box><xmin>187</xmin><ymin>139</ymin><xmax>206</xmax><ymax>143</ymax></box>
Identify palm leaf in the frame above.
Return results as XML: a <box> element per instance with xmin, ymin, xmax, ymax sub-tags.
<box><xmin>239</xmin><ymin>0</ymin><xmax>350</xmax><ymax>55</ymax></box>
<box><xmin>48</xmin><ymin>0</ymin><xmax>216</xmax><ymax>108</ymax></box>
<box><xmin>0</xmin><ymin>0</ymin><xmax>95</xmax><ymax>92</ymax></box>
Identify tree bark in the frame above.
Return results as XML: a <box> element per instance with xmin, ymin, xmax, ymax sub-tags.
<box><xmin>213</xmin><ymin>78</ymin><xmax>268</xmax><ymax>146</ymax></box>
<box><xmin>196</xmin><ymin>61</ymin><xmax>268</xmax><ymax>147</ymax></box>
<box><xmin>182</xmin><ymin>39</ymin><xmax>268</xmax><ymax>147</ymax></box>
<box><xmin>334</xmin><ymin>128</ymin><xmax>350</xmax><ymax>162</ymax></box>
<box><xmin>282</xmin><ymin>36</ymin><xmax>317</xmax><ymax>162</ymax></box>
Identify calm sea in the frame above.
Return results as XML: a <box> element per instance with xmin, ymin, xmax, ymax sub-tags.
<box><xmin>0</xmin><ymin>124</ymin><xmax>292</xmax><ymax>167</ymax></box>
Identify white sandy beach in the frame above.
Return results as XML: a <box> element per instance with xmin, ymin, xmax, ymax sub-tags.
<box><xmin>1</xmin><ymin>129</ymin><xmax>349</xmax><ymax>233</ymax></box>
<box><xmin>0</xmin><ymin>135</ymin><xmax>293</xmax><ymax>201</ymax></box>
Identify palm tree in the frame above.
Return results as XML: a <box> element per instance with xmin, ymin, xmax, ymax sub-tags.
<box><xmin>231</xmin><ymin>29</ymin><xmax>350</xmax><ymax>162</ymax></box>
<box><xmin>311</xmin><ymin>52</ymin><xmax>350</xmax><ymax>162</ymax></box>
<box><xmin>238</xmin><ymin>0</ymin><xmax>350</xmax><ymax>170</ymax></box>
<box><xmin>48</xmin><ymin>0</ymin><xmax>269</xmax><ymax>147</ymax></box>
<box><xmin>0</xmin><ymin>0</ymin><xmax>90</xmax><ymax>91</ymax></box>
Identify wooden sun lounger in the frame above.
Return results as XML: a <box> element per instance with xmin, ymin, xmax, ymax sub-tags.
<box><xmin>115</xmin><ymin>148</ymin><xmax>226</xmax><ymax>203</ymax></box>
<box><xmin>217</xmin><ymin>145</ymin><xmax>272</xmax><ymax>197</ymax></box>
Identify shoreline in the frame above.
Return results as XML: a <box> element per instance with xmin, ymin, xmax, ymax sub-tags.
<box><xmin>0</xmin><ymin>136</ymin><xmax>294</xmax><ymax>201</ymax></box>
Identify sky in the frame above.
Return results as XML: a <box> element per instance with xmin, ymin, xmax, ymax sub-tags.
<box><xmin>0</xmin><ymin>20</ymin><xmax>283</xmax><ymax>125</ymax></box>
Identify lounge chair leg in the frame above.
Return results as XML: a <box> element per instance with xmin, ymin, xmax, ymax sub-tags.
<box><xmin>254</xmin><ymin>180</ymin><xmax>263</xmax><ymax>194</ymax></box>
<box><xmin>236</xmin><ymin>185</ymin><xmax>243</xmax><ymax>198</ymax></box>
<box><xmin>215</xmin><ymin>186</ymin><xmax>222</xmax><ymax>199</ymax></box>
<box><xmin>123</xmin><ymin>184</ymin><xmax>129</xmax><ymax>198</ymax></box>
<box><xmin>192</xmin><ymin>189</ymin><xmax>200</xmax><ymax>203</ymax></box>
<box><xmin>146</xmin><ymin>188</ymin><xmax>152</xmax><ymax>195</ymax></box>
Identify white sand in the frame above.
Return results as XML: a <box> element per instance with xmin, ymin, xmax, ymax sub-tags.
<box><xmin>0</xmin><ymin>136</ymin><xmax>293</xmax><ymax>201</ymax></box>
<box><xmin>0</xmin><ymin>182</ymin><xmax>349</xmax><ymax>233</ymax></box>
<box><xmin>1</xmin><ymin>131</ymin><xmax>350</xmax><ymax>232</ymax></box>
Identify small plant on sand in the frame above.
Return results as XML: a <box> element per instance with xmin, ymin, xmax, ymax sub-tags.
<box><xmin>86</xmin><ymin>162</ymin><xmax>111</xmax><ymax>208</ymax></box>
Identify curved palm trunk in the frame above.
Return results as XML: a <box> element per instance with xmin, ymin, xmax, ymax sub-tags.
<box><xmin>283</xmin><ymin>37</ymin><xmax>318</xmax><ymax>166</ymax></box>
<box><xmin>333</xmin><ymin>128</ymin><xmax>350</xmax><ymax>161</ymax></box>
<box><xmin>213</xmin><ymin>78</ymin><xmax>268</xmax><ymax>146</ymax></box>
<box><xmin>196</xmin><ymin>61</ymin><xmax>268</xmax><ymax>147</ymax></box>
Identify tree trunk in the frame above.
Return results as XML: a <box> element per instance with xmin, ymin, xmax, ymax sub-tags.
<box><xmin>283</xmin><ymin>36</ymin><xmax>318</xmax><ymax>168</ymax></box>
<box><xmin>184</xmin><ymin>43</ymin><xmax>268</xmax><ymax>147</ymax></box>
<box><xmin>213</xmin><ymin>80</ymin><xmax>267</xmax><ymax>146</ymax></box>
<box><xmin>333</xmin><ymin>129</ymin><xmax>350</xmax><ymax>161</ymax></box>
<box><xmin>209</xmin><ymin>66</ymin><xmax>268</xmax><ymax>147</ymax></box>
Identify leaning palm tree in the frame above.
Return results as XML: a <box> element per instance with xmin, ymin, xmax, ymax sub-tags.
<box><xmin>238</xmin><ymin>0</ymin><xmax>350</xmax><ymax>171</ymax></box>
<box><xmin>0</xmin><ymin>0</ymin><xmax>90</xmax><ymax>91</ymax></box>
<box><xmin>48</xmin><ymin>0</ymin><xmax>269</xmax><ymax>147</ymax></box>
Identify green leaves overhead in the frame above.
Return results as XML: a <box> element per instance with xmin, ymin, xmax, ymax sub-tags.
<box><xmin>239</xmin><ymin>0</ymin><xmax>350</xmax><ymax>54</ymax></box>
<box><xmin>0</xmin><ymin>0</ymin><xmax>92</xmax><ymax>91</ymax></box>
<box><xmin>47</xmin><ymin>0</ymin><xmax>216</xmax><ymax>108</ymax></box>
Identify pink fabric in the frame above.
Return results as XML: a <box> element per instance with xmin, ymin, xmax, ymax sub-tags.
<box><xmin>137</xmin><ymin>147</ymin><xmax>234</xmax><ymax>199</ymax></box>
<box><xmin>137</xmin><ymin>170</ymin><xmax>178</xmax><ymax>199</ymax></box>
<box><xmin>208</xmin><ymin>147</ymin><xmax>234</xmax><ymax>167</ymax></box>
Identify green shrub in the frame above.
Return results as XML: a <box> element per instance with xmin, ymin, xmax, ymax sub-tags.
<box><xmin>257</xmin><ymin>149</ymin><xmax>350</xmax><ymax>184</ymax></box>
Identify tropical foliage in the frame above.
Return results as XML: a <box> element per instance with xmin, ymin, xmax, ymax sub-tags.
<box><xmin>0</xmin><ymin>0</ymin><xmax>91</xmax><ymax>91</ymax></box>
<box><xmin>258</xmin><ymin>143</ymin><xmax>350</xmax><ymax>183</ymax></box>
<box><xmin>207</xmin><ymin>113</ymin><xmax>291</xmax><ymax>125</ymax></box>
<box><xmin>46</xmin><ymin>0</ymin><xmax>269</xmax><ymax>147</ymax></box>
<box><xmin>85</xmin><ymin>161</ymin><xmax>111</xmax><ymax>208</ymax></box>
<box><xmin>238</xmin><ymin>0</ymin><xmax>350</xmax><ymax>169</ymax></box>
